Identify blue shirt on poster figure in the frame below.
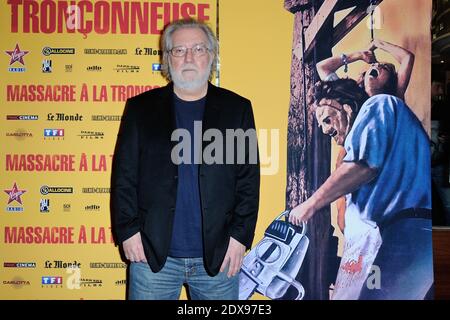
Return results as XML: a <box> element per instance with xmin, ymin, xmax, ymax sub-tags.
<box><xmin>343</xmin><ymin>94</ymin><xmax>431</xmax><ymax>225</ymax></box>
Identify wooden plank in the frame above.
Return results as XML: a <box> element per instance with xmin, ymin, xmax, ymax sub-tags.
<box><xmin>303</xmin><ymin>0</ymin><xmax>383</xmax><ymax>60</ymax></box>
<box><xmin>304</xmin><ymin>0</ymin><xmax>341</xmax><ymax>56</ymax></box>
<box><xmin>332</xmin><ymin>0</ymin><xmax>383</xmax><ymax>48</ymax></box>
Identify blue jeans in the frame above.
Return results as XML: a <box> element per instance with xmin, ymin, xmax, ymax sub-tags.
<box><xmin>358</xmin><ymin>217</ymin><xmax>434</xmax><ymax>300</ymax></box>
<box><xmin>129</xmin><ymin>257</ymin><xmax>238</xmax><ymax>300</ymax></box>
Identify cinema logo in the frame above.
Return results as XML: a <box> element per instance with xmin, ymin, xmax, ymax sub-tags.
<box><xmin>6</xmin><ymin>115</ymin><xmax>38</xmax><ymax>120</ymax></box>
<box><xmin>41</xmin><ymin>276</ymin><xmax>63</xmax><ymax>288</ymax></box>
<box><xmin>135</xmin><ymin>47</ymin><xmax>161</xmax><ymax>56</ymax></box>
<box><xmin>113</xmin><ymin>64</ymin><xmax>140</xmax><ymax>73</ymax></box>
<box><xmin>91</xmin><ymin>115</ymin><xmax>122</xmax><ymax>121</ymax></box>
<box><xmin>42</xmin><ymin>47</ymin><xmax>75</xmax><ymax>56</ymax></box>
<box><xmin>4</xmin><ymin>262</ymin><xmax>36</xmax><ymax>268</ymax></box>
<box><xmin>47</xmin><ymin>113</ymin><xmax>83</xmax><ymax>121</ymax></box>
<box><xmin>78</xmin><ymin>131</ymin><xmax>104</xmax><ymax>140</ymax></box>
<box><xmin>40</xmin><ymin>185</ymin><xmax>73</xmax><ymax>195</ymax></box>
<box><xmin>3</xmin><ymin>277</ymin><xmax>31</xmax><ymax>288</ymax></box>
<box><xmin>90</xmin><ymin>262</ymin><xmax>127</xmax><ymax>269</ymax></box>
<box><xmin>6</xmin><ymin>129</ymin><xmax>33</xmax><ymax>140</ymax></box>
<box><xmin>44</xmin><ymin>128</ymin><xmax>64</xmax><ymax>140</ymax></box>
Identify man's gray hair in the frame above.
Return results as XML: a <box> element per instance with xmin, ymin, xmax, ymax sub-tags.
<box><xmin>160</xmin><ymin>18</ymin><xmax>218</xmax><ymax>81</ymax></box>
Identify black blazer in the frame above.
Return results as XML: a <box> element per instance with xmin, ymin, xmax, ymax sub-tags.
<box><xmin>111</xmin><ymin>82</ymin><xmax>260</xmax><ymax>276</ymax></box>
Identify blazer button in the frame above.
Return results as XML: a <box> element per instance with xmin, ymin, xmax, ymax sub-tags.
<box><xmin>170</xmin><ymin>207</ymin><xmax>175</xmax><ymax>211</ymax></box>
<box><xmin>174</xmin><ymin>175</ymin><xmax>178</xmax><ymax>180</ymax></box>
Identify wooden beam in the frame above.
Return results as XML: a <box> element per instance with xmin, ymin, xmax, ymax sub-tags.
<box><xmin>303</xmin><ymin>0</ymin><xmax>383</xmax><ymax>60</ymax></box>
<box><xmin>303</xmin><ymin>0</ymin><xmax>341</xmax><ymax>58</ymax></box>
<box><xmin>332</xmin><ymin>0</ymin><xmax>383</xmax><ymax>48</ymax></box>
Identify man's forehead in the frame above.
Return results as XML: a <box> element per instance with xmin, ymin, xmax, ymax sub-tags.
<box><xmin>172</xmin><ymin>28</ymin><xmax>208</xmax><ymax>44</ymax></box>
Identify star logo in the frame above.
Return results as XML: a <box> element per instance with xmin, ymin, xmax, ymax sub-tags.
<box><xmin>4</xmin><ymin>182</ymin><xmax>26</xmax><ymax>205</ymax></box>
<box><xmin>5</xmin><ymin>44</ymin><xmax>29</xmax><ymax>66</ymax></box>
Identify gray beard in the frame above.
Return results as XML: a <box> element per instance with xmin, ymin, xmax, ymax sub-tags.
<box><xmin>169</xmin><ymin>62</ymin><xmax>212</xmax><ymax>91</ymax></box>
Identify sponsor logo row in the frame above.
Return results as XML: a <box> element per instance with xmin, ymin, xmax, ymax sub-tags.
<box><xmin>6</xmin><ymin>114</ymin><xmax>122</xmax><ymax>121</ymax></box>
<box><xmin>3</xmin><ymin>261</ymin><xmax>126</xmax><ymax>289</ymax></box>
<box><xmin>6</xmin><ymin>44</ymin><xmax>162</xmax><ymax>73</ymax></box>
<box><xmin>3</xmin><ymin>261</ymin><xmax>127</xmax><ymax>269</ymax></box>
<box><xmin>4</xmin><ymin>182</ymin><xmax>109</xmax><ymax>212</ymax></box>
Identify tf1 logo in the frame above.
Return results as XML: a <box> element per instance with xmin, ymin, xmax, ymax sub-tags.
<box><xmin>42</xmin><ymin>276</ymin><xmax>62</xmax><ymax>285</ymax></box>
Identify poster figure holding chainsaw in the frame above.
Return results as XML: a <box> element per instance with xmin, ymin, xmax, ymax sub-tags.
<box><xmin>288</xmin><ymin>78</ymin><xmax>433</xmax><ymax>300</ymax></box>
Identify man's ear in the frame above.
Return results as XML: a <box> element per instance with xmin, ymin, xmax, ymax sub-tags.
<box><xmin>342</xmin><ymin>104</ymin><xmax>353</xmax><ymax>123</ymax></box>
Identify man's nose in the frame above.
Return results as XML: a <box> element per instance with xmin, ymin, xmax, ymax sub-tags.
<box><xmin>184</xmin><ymin>49</ymin><xmax>194</xmax><ymax>62</ymax></box>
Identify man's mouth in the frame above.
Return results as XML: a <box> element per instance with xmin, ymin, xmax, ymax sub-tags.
<box><xmin>369</xmin><ymin>69</ymin><xmax>379</xmax><ymax>78</ymax></box>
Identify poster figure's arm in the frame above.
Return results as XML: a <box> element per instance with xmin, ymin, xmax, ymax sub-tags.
<box><xmin>288</xmin><ymin>162</ymin><xmax>377</xmax><ymax>226</ymax></box>
<box><xmin>369</xmin><ymin>39</ymin><xmax>415</xmax><ymax>100</ymax></box>
<box><xmin>316</xmin><ymin>51</ymin><xmax>376</xmax><ymax>80</ymax></box>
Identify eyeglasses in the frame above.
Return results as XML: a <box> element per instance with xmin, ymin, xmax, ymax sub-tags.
<box><xmin>168</xmin><ymin>44</ymin><xmax>210</xmax><ymax>57</ymax></box>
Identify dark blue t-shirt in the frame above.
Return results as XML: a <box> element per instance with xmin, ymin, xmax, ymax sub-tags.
<box><xmin>168</xmin><ymin>94</ymin><xmax>205</xmax><ymax>257</ymax></box>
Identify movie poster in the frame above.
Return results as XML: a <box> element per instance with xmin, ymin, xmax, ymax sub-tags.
<box><xmin>239</xmin><ymin>0</ymin><xmax>433</xmax><ymax>300</ymax></box>
<box><xmin>0</xmin><ymin>0</ymin><xmax>217</xmax><ymax>300</ymax></box>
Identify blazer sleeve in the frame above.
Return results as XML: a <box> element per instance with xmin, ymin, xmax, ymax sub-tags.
<box><xmin>229</xmin><ymin>101</ymin><xmax>260</xmax><ymax>250</ymax></box>
<box><xmin>111</xmin><ymin>98</ymin><xmax>141</xmax><ymax>244</ymax></box>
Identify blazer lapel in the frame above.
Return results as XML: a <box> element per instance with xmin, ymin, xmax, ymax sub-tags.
<box><xmin>203</xmin><ymin>82</ymin><xmax>221</xmax><ymax>133</ymax></box>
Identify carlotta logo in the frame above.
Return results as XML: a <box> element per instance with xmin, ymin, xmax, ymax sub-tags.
<box><xmin>4</xmin><ymin>182</ymin><xmax>26</xmax><ymax>212</ymax></box>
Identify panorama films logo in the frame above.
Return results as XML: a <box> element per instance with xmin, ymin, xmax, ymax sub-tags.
<box><xmin>3</xmin><ymin>277</ymin><xmax>31</xmax><ymax>288</ymax></box>
<box><xmin>91</xmin><ymin>115</ymin><xmax>122</xmax><ymax>121</ymax></box>
<box><xmin>113</xmin><ymin>64</ymin><xmax>140</xmax><ymax>73</ymax></box>
<box><xmin>65</xmin><ymin>64</ymin><xmax>73</xmax><ymax>72</ymax></box>
<box><xmin>135</xmin><ymin>47</ymin><xmax>161</xmax><ymax>56</ymax></box>
<box><xmin>3</xmin><ymin>262</ymin><xmax>36</xmax><ymax>268</ymax></box>
<box><xmin>5</xmin><ymin>43</ymin><xmax>29</xmax><ymax>72</ymax></box>
<box><xmin>78</xmin><ymin>131</ymin><xmax>104</xmax><ymax>139</ymax></box>
<box><xmin>6</xmin><ymin>115</ymin><xmax>38</xmax><ymax>120</ymax></box>
<box><xmin>42</xmin><ymin>47</ymin><xmax>75</xmax><ymax>56</ymax></box>
<box><xmin>40</xmin><ymin>185</ymin><xmax>73</xmax><ymax>195</ymax></box>
<box><xmin>63</xmin><ymin>203</ymin><xmax>71</xmax><ymax>212</ymax></box>
<box><xmin>80</xmin><ymin>278</ymin><xmax>103</xmax><ymax>288</ymax></box>
<box><xmin>6</xmin><ymin>129</ymin><xmax>33</xmax><ymax>140</ymax></box>
<box><xmin>84</xmin><ymin>48</ymin><xmax>127</xmax><ymax>55</ymax></box>
<box><xmin>4</xmin><ymin>182</ymin><xmax>26</xmax><ymax>212</ymax></box>
<box><xmin>47</xmin><ymin>113</ymin><xmax>83</xmax><ymax>121</ymax></box>
<box><xmin>40</xmin><ymin>199</ymin><xmax>50</xmax><ymax>213</ymax></box>
<box><xmin>44</xmin><ymin>129</ymin><xmax>64</xmax><ymax>139</ymax></box>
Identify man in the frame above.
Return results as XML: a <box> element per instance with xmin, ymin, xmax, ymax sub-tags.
<box><xmin>289</xmin><ymin>79</ymin><xmax>433</xmax><ymax>299</ymax></box>
<box><xmin>111</xmin><ymin>18</ymin><xmax>260</xmax><ymax>300</ymax></box>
